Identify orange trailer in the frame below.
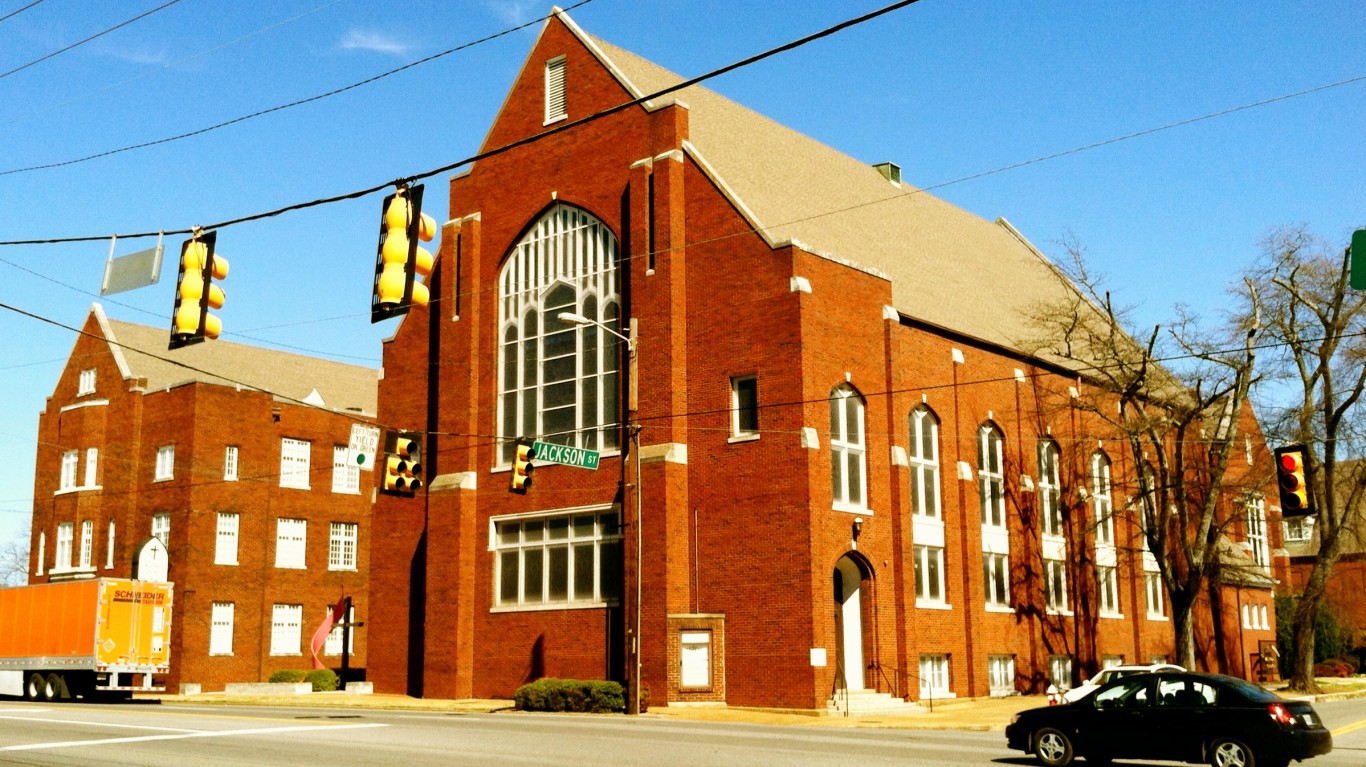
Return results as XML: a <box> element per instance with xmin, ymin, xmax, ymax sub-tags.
<box><xmin>0</xmin><ymin>578</ymin><xmax>173</xmax><ymax>701</ymax></box>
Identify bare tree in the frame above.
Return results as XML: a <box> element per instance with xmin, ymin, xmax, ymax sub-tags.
<box><xmin>1023</xmin><ymin>236</ymin><xmax>1261</xmax><ymax>670</ymax></box>
<box><xmin>0</xmin><ymin>538</ymin><xmax>29</xmax><ymax>588</ymax></box>
<box><xmin>1241</xmin><ymin>226</ymin><xmax>1366</xmax><ymax>693</ymax></box>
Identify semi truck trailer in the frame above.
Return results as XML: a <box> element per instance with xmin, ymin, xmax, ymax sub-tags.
<box><xmin>0</xmin><ymin>578</ymin><xmax>173</xmax><ymax>701</ymax></box>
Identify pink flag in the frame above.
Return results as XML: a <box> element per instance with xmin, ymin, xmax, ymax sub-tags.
<box><xmin>309</xmin><ymin>596</ymin><xmax>348</xmax><ymax>670</ymax></box>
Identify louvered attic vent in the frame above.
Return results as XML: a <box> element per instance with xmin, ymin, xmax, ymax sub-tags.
<box><xmin>545</xmin><ymin>55</ymin><xmax>567</xmax><ymax>124</ymax></box>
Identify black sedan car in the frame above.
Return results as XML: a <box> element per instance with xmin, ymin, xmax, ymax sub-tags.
<box><xmin>1005</xmin><ymin>671</ymin><xmax>1331</xmax><ymax>767</ymax></box>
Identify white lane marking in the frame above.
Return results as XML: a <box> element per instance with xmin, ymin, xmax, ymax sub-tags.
<box><xmin>0</xmin><ymin>714</ymin><xmax>199</xmax><ymax>732</ymax></box>
<box><xmin>0</xmin><ymin>708</ymin><xmax>50</xmax><ymax>713</ymax></box>
<box><xmin>3</xmin><ymin>721</ymin><xmax>388</xmax><ymax>751</ymax></box>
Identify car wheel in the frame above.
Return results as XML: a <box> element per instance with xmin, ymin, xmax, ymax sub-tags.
<box><xmin>1034</xmin><ymin>727</ymin><xmax>1075</xmax><ymax>767</ymax></box>
<box><xmin>1209</xmin><ymin>738</ymin><xmax>1255</xmax><ymax>767</ymax></box>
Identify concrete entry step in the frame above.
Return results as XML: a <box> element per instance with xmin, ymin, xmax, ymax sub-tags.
<box><xmin>825</xmin><ymin>689</ymin><xmax>924</xmax><ymax>717</ymax></box>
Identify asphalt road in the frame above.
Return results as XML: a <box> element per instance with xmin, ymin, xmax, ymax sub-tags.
<box><xmin>0</xmin><ymin>697</ymin><xmax>1362</xmax><ymax>767</ymax></box>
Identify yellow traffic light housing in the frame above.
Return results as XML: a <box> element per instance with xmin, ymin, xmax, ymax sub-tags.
<box><xmin>371</xmin><ymin>183</ymin><xmax>436</xmax><ymax>323</ymax></box>
<box><xmin>510</xmin><ymin>438</ymin><xmax>535</xmax><ymax>494</ymax></box>
<box><xmin>1274</xmin><ymin>444</ymin><xmax>1314</xmax><ymax>518</ymax></box>
<box><xmin>170</xmin><ymin>229</ymin><xmax>228</xmax><ymax>349</ymax></box>
<box><xmin>380</xmin><ymin>431</ymin><xmax>423</xmax><ymax>498</ymax></box>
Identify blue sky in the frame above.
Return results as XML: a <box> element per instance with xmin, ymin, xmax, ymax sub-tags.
<box><xmin>1</xmin><ymin>0</ymin><xmax>1362</xmax><ymax>556</ymax></box>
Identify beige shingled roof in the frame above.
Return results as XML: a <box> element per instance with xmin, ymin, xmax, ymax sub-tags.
<box><xmin>567</xmin><ymin>14</ymin><xmax>1088</xmax><ymax>365</ymax></box>
<box><xmin>94</xmin><ymin>305</ymin><xmax>378</xmax><ymax>415</ymax></box>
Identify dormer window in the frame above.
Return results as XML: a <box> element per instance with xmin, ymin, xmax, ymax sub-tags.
<box><xmin>544</xmin><ymin>55</ymin><xmax>567</xmax><ymax>124</ymax></box>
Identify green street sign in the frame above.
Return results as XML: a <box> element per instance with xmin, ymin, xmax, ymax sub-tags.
<box><xmin>1352</xmin><ymin>229</ymin><xmax>1366</xmax><ymax>290</ymax></box>
<box><xmin>532</xmin><ymin>440</ymin><xmax>600</xmax><ymax>470</ymax></box>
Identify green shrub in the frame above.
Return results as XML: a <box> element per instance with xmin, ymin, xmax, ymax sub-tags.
<box><xmin>305</xmin><ymin>669</ymin><xmax>339</xmax><ymax>692</ymax></box>
<box><xmin>268</xmin><ymin>669</ymin><xmax>307</xmax><ymax>684</ymax></box>
<box><xmin>514</xmin><ymin>679</ymin><xmax>626</xmax><ymax>713</ymax></box>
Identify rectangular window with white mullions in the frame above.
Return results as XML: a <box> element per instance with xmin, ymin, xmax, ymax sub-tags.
<box><xmin>829</xmin><ymin>385</ymin><xmax>867</xmax><ymax>511</ymax></box>
<box><xmin>1049</xmin><ymin>655</ymin><xmax>1074</xmax><ymax>691</ymax></box>
<box><xmin>215</xmin><ymin>512</ymin><xmax>239</xmax><ymax>566</ymax></box>
<box><xmin>919</xmin><ymin>654</ymin><xmax>950</xmax><ymax>698</ymax></box>
<box><xmin>269</xmin><ymin>604</ymin><xmax>303</xmax><ymax>656</ymax></box>
<box><xmin>913</xmin><ymin>544</ymin><xmax>945</xmax><ymax>605</ymax></box>
<box><xmin>978</xmin><ymin>425</ymin><xmax>1006</xmax><ymax>529</ymax></box>
<box><xmin>1284</xmin><ymin>516</ymin><xmax>1313</xmax><ymax>543</ymax></box>
<box><xmin>1044</xmin><ymin>558</ymin><xmax>1069</xmax><ymax>613</ymax></box>
<box><xmin>1091</xmin><ymin>452</ymin><xmax>1114</xmax><ymax>547</ymax></box>
<box><xmin>332</xmin><ymin>446</ymin><xmax>360</xmax><ymax>494</ymax></box>
<box><xmin>329</xmin><ymin>522</ymin><xmax>357</xmax><ymax>571</ymax></box>
<box><xmin>988</xmin><ymin>655</ymin><xmax>1015</xmax><ymax>696</ymax></box>
<box><xmin>59</xmin><ymin>450</ymin><xmax>78</xmax><ymax>491</ymax></box>
<box><xmin>152</xmin><ymin>513</ymin><xmax>170</xmax><ymax>545</ymax></box>
<box><xmin>78</xmin><ymin>368</ymin><xmax>96</xmax><ymax>395</ymax></box>
<box><xmin>275</xmin><ymin>518</ymin><xmax>307</xmax><ymax>569</ymax></box>
<box><xmin>494</xmin><ymin>507</ymin><xmax>622</xmax><ymax>608</ymax></box>
<box><xmin>1098</xmin><ymin>564</ymin><xmax>1120</xmax><ymax>616</ymax></box>
<box><xmin>544</xmin><ymin>55</ymin><xmax>567</xmax><ymax>123</ymax></box>
<box><xmin>1245</xmin><ymin>497</ymin><xmax>1269</xmax><ymax>569</ymax></box>
<box><xmin>84</xmin><ymin>448</ymin><xmax>98</xmax><ymax>488</ymax></box>
<box><xmin>1146</xmin><ymin>571</ymin><xmax>1166</xmax><ymax>619</ymax></box>
<box><xmin>210</xmin><ymin>602</ymin><xmax>235</xmax><ymax>656</ymax></box>
<box><xmin>224</xmin><ymin>445</ymin><xmax>239</xmax><ymax>481</ymax></box>
<box><xmin>324</xmin><ymin>604</ymin><xmax>355</xmax><ymax>655</ymax></box>
<box><xmin>279</xmin><ymin>438</ymin><xmax>311</xmax><ymax>489</ymax></box>
<box><xmin>730</xmin><ymin>376</ymin><xmax>759</xmax><ymax>439</ymax></box>
<box><xmin>983</xmin><ymin>551</ymin><xmax>1010</xmax><ymax>608</ymax></box>
<box><xmin>909</xmin><ymin>406</ymin><xmax>942</xmax><ymax>519</ymax></box>
<box><xmin>79</xmin><ymin>520</ymin><xmax>93</xmax><ymax>569</ymax></box>
<box><xmin>1038</xmin><ymin>440</ymin><xmax>1062</xmax><ymax>537</ymax></box>
<box><xmin>55</xmin><ymin>522</ymin><xmax>73</xmax><ymax>570</ymax></box>
<box><xmin>155</xmin><ymin>445</ymin><xmax>174</xmax><ymax>481</ymax></box>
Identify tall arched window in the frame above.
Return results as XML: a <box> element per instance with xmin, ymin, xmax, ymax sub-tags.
<box><xmin>830</xmin><ymin>385</ymin><xmax>866</xmax><ymax>510</ymax></box>
<box><xmin>498</xmin><ymin>205</ymin><xmax>620</xmax><ymax>464</ymax></box>
<box><xmin>978</xmin><ymin>423</ymin><xmax>1006</xmax><ymax>529</ymax></box>
<box><xmin>908</xmin><ymin>406</ymin><xmax>941</xmax><ymax>519</ymax></box>
<box><xmin>1037</xmin><ymin>439</ymin><xmax>1062</xmax><ymax>537</ymax></box>
<box><xmin>1091</xmin><ymin>451</ymin><xmax>1114</xmax><ymax>547</ymax></box>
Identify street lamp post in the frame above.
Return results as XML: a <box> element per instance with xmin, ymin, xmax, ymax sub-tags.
<box><xmin>557</xmin><ymin>311</ymin><xmax>641</xmax><ymax>714</ymax></box>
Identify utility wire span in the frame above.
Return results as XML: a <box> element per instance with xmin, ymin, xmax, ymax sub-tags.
<box><xmin>0</xmin><ymin>0</ymin><xmax>48</xmax><ymax>25</ymax></box>
<box><xmin>0</xmin><ymin>0</ymin><xmax>600</xmax><ymax>178</ymax></box>
<box><xmin>0</xmin><ymin>0</ymin><xmax>184</xmax><ymax>81</ymax></box>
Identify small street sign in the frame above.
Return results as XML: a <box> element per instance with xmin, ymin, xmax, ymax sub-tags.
<box><xmin>348</xmin><ymin>424</ymin><xmax>381</xmax><ymax>470</ymax></box>
<box><xmin>532</xmin><ymin>440</ymin><xmax>600</xmax><ymax>470</ymax></box>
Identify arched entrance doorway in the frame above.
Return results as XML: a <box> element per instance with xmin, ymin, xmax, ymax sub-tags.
<box><xmin>833</xmin><ymin>555</ymin><xmax>868</xmax><ymax>692</ymax></box>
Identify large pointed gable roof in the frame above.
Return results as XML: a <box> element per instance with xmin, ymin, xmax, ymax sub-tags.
<box><xmin>559</xmin><ymin>11</ymin><xmax>1085</xmax><ymax>364</ymax></box>
<box><xmin>93</xmin><ymin>305</ymin><xmax>378</xmax><ymax>415</ymax></box>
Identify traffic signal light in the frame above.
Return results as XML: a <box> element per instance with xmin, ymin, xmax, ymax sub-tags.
<box><xmin>169</xmin><ymin>229</ymin><xmax>228</xmax><ymax>349</ymax></box>
<box><xmin>381</xmin><ymin>431</ymin><xmax>423</xmax><ymax>498</ymax></box>
<box><xmin>1274</xmin><ymin>444</ymin><xmax>1313</xmax><ymax>518</ymax></box>
<box><xmin>371</xmin><ymin>184</ymin><xmax>436</xmax><ymax>322</ymax></box>
<box><xmin>510</xmin><ymin>438</ymin><xmax>535</xmax><ymax>494</ymax></box>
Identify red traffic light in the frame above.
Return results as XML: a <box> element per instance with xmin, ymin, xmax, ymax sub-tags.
<box><xmin>1273</xmin><ymin>444</ymin><xmax>1313</xmax><ymax>518</ymax></box>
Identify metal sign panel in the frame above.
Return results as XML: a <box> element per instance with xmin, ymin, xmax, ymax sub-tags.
<box><xmin>531</xmin><ymin>441</ymin><xmax>600</xmax><ymax>470</ymax></box>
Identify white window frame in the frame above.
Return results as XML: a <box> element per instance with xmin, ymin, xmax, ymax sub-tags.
<box><xmin>215</xmin><ymin>512</ymin><xmax>239</xmax><ymax>566</ymax></box>
<box><xmin>909</xmin><ymin>406</ymin><xmax>941</xmax><ymax>519</ymax></box>
<box><xmin>1245</xmin><ymin>496</ymin><xmax>1269</xmax><ymax>569</ymax></box>
<box><xmin>1091</xmin><ymin>451</ymin><xmax>1114</xmax><ymax>547</ymax></box>
<box><xmin>1098</xmin><ymin>564</ymin><xmax>1121</xmax><ymax>617</ymax></box>
<box><xmin>493</xmin><ymin>506</ymin><xmax>623</xmax><ymax>609</ymax></box>
<box><xmin>152</xmin><ymin>513</ymin><xmax>170</xmax><ymax>546</ymax></box>
<box><xmin>269</xmin><ymin>604</ymin><xmax>303</xmax><ymax>656</ymax></box>
<box><xmin>59</xmin><ymin>450</ymin><xmax>79</xmax><ymax>491</ymax></box>
<box><xmin>730</xmin><ymin>376</ymin><xmax>759</xmax><ymax>440</ymax></box>
<box><xmin>497</xmin><ymin>205</ymin><xmax>621</xmax><ymax>464</ymax></box>
<box><xmin>983</xmin><ymin>551</ymin><xmax>1010</xmax><ymax>609</ymax></box>
<box><xmin>679</xmin><ymin>631</ymin><xmax>712</xmax><ymax>689</ymax></box>
<box><xmin>1049</xmin><ymin>655</ymin><xmax>1074</xmax><ymax>690</ymax></box>
<box><xmin>224</xmin><ymin>445</ymin><xmax>239</xmax><ymax>481</ymax></box>
<box><xmin>84</xmin><ymin>448</ymin><xmax>99</xmax><ymax>488</ymax></box>
<box><xmin>210</xmin><ymin>602</ymin><xmax>235</xmax><ymax>656</ymax></box>
<box><xmin>274</xmin><ymin>518</ymin><xmax>307</xmax><ymax>569</ymax></box>
<box><xmin>37</xmin><ymin>531</ymin><xmax>46</xmax><ymax>576</ymax></box>
<box><xmin>279</xmin><ymin>438</ymin><xmax>311</xmax><ymax>489</ymax></box>
<box><xmin>978</xmin><ymin>424</ymin><xmax>1006</xmax><ymax>529</ymax></box>
<box><xmin>329</xmin><ymin>522</ymin><xmax>358</xmax><ymax>571</ymax></box>
<box><xmin>1038</xmin><ymin>440</ymin><xmax>1062</xmax><ymax>537</ymax></box>
<box><xmin>544</xmin><ymin>55</ymin><xmax>567</xmax><ymax>124</ymax></box>
<box><xmin>1044</xmin><ymin>558</ymin><xmax>1069</xmax><ymax>614</ymax></box>
<box><xmin>988</xmin><ymin>654</ymin><xmax>1015</xmax><ymax>696</ymax></box>
<box><xmin>105</xmin><ymin>519</ymin><xmax>115</xmax><ymax>569</ymax></box>
<box><xmin>913</xmin><ymin>543</ymin><xmax>946</xmax><ymax>606</ymax></box>
<box><xmin>1146</xmin><ymin>571</ymin><xmax>1166</xmax><ymax>619</ymax></box>
<box><xmin>918</xmin><ymin>654</ymin><xmax>951</xmax><ymax>698</ymax></box>
<box><xmin>155</xmin><ymin>445</ymin><xmax>174</xmax><ymax>481</ymax></box>
<box><xmin>332</xmin><ymin>445</ymin><xmax>360</xmax><ymax>494</ymax></box>
<box><xmin>829</xmin><ymin>385</ymin><xmax>867</xmax><ymax>512</ymax></box>
<box><xmin>55</xmin><ymin>522</ymin><xmax>73</xmax><ymax>571</ymax></box>
<box><xmin>324</xmin><ymin>604</ymin><xmax>355</xmax><ymax>656</ymax></box>
<box><xmin>1284</xmin><ymin>516</ymin><xmax>1313</xmax><ymax>543</ymax></box>
<box><xmin>78</xmin><ymin>368</ymin><xmax>96</xmax><ymax>395</ymax></box>
<box><xmin>79</xmin><ymin>519</ymin><xmax>93</xmax><ymax>569</ymax></box>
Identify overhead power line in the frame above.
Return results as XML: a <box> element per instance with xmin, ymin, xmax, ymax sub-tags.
<box><xmin>0</xmin><ymin>0</ymin><xmax>48</xmax><ymax>25</ymax></box>
<box><xmin>0</xmin><ymin>0</ymin><xmax>185</xmax><ymax>81</ymax></box>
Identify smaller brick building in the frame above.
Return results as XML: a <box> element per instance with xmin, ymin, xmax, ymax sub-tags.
<box><xmin>28</xmin><ymin>305</ymin><xmax>379</xmax><ymax>691</ymax></box>
<box><xmin>1282</xmin><ymin>460</ymin><xmax>1366</xmax><ymax>648</ymax></box>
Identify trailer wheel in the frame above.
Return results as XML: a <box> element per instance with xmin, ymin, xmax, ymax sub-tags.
<box><xmin>45</xmin><ymin>673</ymin><xmax>68</xmax><ymax>701</ymax></box>
<box><xmin>26</xmin><ymin>672</ymin><xmax>47</xmax><ymax>702</ymax></box>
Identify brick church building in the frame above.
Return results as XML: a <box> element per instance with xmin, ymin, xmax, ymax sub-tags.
<box><xmin>29</xmin><ymin>305</ymin><xmax>378</xmax><ymax>692</ymax></box>
<box><xmin>368</xmin><ymin>9</ymin><xmax>1283</xmax><ymax>709</ymax></box>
